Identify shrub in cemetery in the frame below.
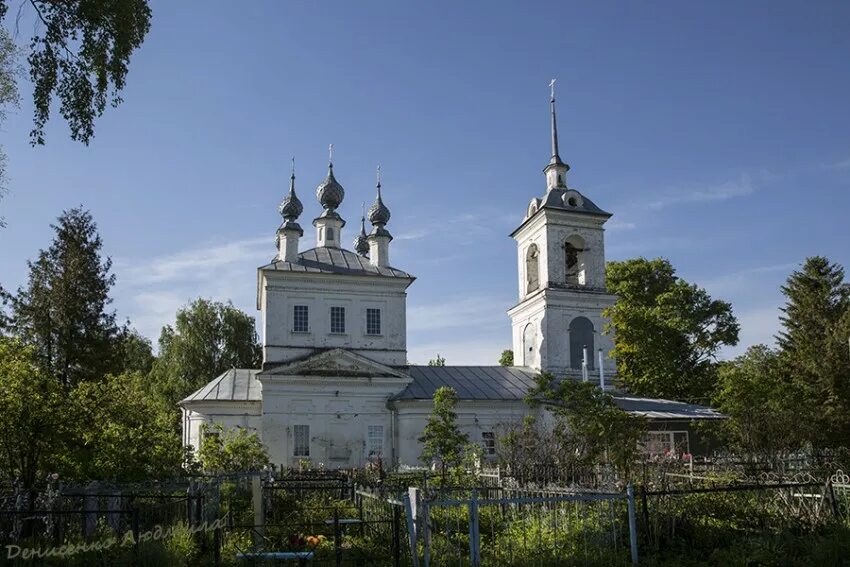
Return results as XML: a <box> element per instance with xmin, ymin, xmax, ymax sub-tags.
<box><xmin>419</xmin><ymin>386</ymin><xmax>471</xmax><ymax>482</ymax></box>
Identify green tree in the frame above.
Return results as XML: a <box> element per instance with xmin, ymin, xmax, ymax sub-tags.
<box><xmin>528</xmin><ymin>373</ymin><xmax>646</xmax><ymax>479</ymax></box>
<box><xmin>498</xmin><ymin>349</ymin><xmax>514</xmax><ymax>366</ymax></box>
<box><xmin>62</xmin><ymin>372</ymin><xmax>182</xmax><ymax>481</ymax></box>
<box><xmin>0</xmin><ymin>0</ymin><xmax>151</xmax><ymax>145</ymax></box>
<box><xmin>116</xmin><ymin>327</ymin><xmax>155</xmax><ymax>374</ymax></box>
<box><xmin>777</xmin><ymin>257</ymin><xmax>850</xmax><ymax>449</ymax></box>
<box><xmin>197</xmin><ymin>424</ymin><xmax>270</xmax><ymax>474</ymax></box>
<box><xmin>428</xmin><ymin>354</ymin><xmax>446</xmax><ymax>366</ymax></box>
<box><xmin>419</xmin><ymin>386</ymin><xmax>469</xmax><ymax>480</ymax></box>
<box><xmin>5</xmin><ymin>208</ymin><xmax>120</xmax><ymax>387</ymax></box>
<box><xmin>0</xmin><ymin>337</ymin><xmax>62</xmax><ymax>487</ymax></box>
<box><xmin>714</xmin><ymin>345</ymin><xmax>807</xmax><ymax>459</ymax></box>
<box><xmin>605</xmin><ymin>258</ymin><xmax>739</xmax><ymax>401</ymax></box>
<box><xmin>150</xmin><ymin>298</ymin><xmax>262</xmax><ymax>407</ymax></box>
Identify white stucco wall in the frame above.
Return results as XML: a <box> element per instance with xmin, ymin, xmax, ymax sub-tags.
<box><xmin>259</xmin><ymin>373</ymin><xmax>407</xmax><ymax>468</ymax></box>
<box><xmin>394</xmin><ymin>400</ymin><xmax>533</xmax><ymax>467</ymax></box>
<box><xmin>260</xmin><ymin>271</ymin><xmax>411</xmax><ymax>367</ymax></box>
<box><xmin>182</xmin><ymin>402</ymin><xmax>263</xmax><ymax>452</ymax></box>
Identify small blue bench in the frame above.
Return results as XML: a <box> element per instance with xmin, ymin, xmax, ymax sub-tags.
<box><xmin>236</xmin><ymin>550</ymin><xmax>314</xmax><ymax>563</ymax></box>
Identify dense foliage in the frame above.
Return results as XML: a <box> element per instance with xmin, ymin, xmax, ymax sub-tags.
<box><xmin>0</xmin><ymin>208</ymin><xmax>267</xmax><ymax>486</ymax></box>
<box><xmin>0</xmin><ymin>0</ymin><xmax>152</xmax><ymax>145</ymax></box>
<box><xmin>0</xmin><ymin>337</ymin><xmax>62</xmax><ymax>487</ymax></box>
<box><xmin>197</xmin><ymin>424</ymin><xmax>270</xmax><ymax>474</ymax></box>
<box><xmin>150</xmin><ymin>298</ymin><xmax>262</xmax><ymax>409</ymax></box>
<box><xmin>714</xmin><ymin>345</ymin><xmax>807</xmax><ymax>457</ymax></box>
<box><xmin>528</xmin><ymin>373</ymin><xmax>646</xmax><ymax>479</ymax></box>
<box><xmin>605</xmin><ymin>257</ymin><xmax>739</xmax><ymax>402</ymax></box>
<box><xmin>778</xmin><ymin>256</ymin><xmax>850</xmax><ymax>450</ymax></box>
<box><xmin>3</xmin><ymin>208</ymin><xmax>121</xmax><ymax>387</ymax></box>
<box><xmin>419</xmin><ymin>386</ymin><xmax>470</xmax><ymax>479</ymax></box>
<box><xmin>499</xmin><ymin>349</ymin><xmax>514</xmax><ymax>366</ymax></box>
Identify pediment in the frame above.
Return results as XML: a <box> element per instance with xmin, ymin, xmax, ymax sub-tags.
<box><xmin>260</xmin><ymin>349</ymin><xmax>410</xmax><ymax>380</ymax></box>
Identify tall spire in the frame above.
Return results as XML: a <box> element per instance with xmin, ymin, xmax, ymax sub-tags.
<box><xmin>544</xmin><ymin>79</ymin><xmax>569</xmax><ymax>190</ymax></box>
<box><xmin>550</xmin><ymin>79</ymin><xmax>560</xmax><ymax>162</ymax></box>
<box><xmin>548</xmin><ymin>79</ymin><xmax>568</xmax><ymax>169</ymax></box>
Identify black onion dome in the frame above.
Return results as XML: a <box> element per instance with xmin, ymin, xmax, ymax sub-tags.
<box><xmin>368</xmin><ymin>183</ymin><xmax>390</xmax><ymax>225</ymax></box>
<box><xmin>316</xmin><ymin>164</ymin><xmax>345</xmax><ymax>211</ymax></box>
<box><xmin>279</xmin><ymin>174</ymin><xmax>303</xmax><ymax>220</ymax></box>
<box><xmin>354</xmin><ymin>217</ymin><xmax>370</xmax><ymax>256</ymax></box>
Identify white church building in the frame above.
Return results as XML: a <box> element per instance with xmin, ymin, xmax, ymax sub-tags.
<box><xmin>180</xmin><ymin>91</ymin><xmax>722</xmax><ymax>468</ymax></box>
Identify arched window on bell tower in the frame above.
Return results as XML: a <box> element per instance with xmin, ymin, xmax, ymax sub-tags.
<box><xmin>569</xmin><ymin>316</ymin><xmax>594</xmax><ymax>370</ymax></box>
<box><xmin>565</xmin><ymin>235</ymin><xmax>586</xmax><ymax>286</ymax></box>
<box><xmin>522</xmin><ymin>322</ymin><xmax>538</xmax><ymax>367</ymax></box>
<box><xmin>525</xmin><ymin>244</ymin><xmax>540</xmax><ymax>293</ymax></box>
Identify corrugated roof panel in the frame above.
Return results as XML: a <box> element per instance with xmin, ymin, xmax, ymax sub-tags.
<box><xmin>258</xmin><ymin>247</ymin><xmax>413</xmax><ymax>279</ymax></box>
<box><xmin>180</xmin><ymin>369</ymin><xmax>262</xmax><ymax>404</ymax></box>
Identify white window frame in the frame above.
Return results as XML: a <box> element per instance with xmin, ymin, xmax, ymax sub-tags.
<box><xmin>481</xmin><ymin>431</ymin><xmax>496</xmax><ymax>457</ymax></box>
<box><xmin>643</xmin><ymin>431</ymin><xmax>690</xmax><ymax>456</ymax></box>
<box><xmin>365</xmin><ymin>308</ymin><xmax>382</xmax><ymax>336</ymax></box>
<box><xmin>293</xmin><ymin>424</ymin><xmax>310</xmax><ymax>457</ymax></box>
<box><xmin>366</xmin><ymin>425</ymin><xmax>384</xmax><ymax>459</ymax></box>
<box><xmin>292</xmin><ymin>304</ymin><xmax>309</xmax><ymax>333</ymax></box>
<box><xmin>330</xmin><ymin>306</ymin><xmax>346</xmax><ymax>334</ymax></box>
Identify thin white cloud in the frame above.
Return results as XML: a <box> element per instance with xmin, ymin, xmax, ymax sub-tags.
<box><xmin>647</xmin><ymin>175</ymin><xmax>755</xmax><ymax>210</ymax></box>
<box><xmin>113</xmin><ymin>236</ymin><xmax>273</xmax><ymax>342</ymax></box>
<box><xmin>701</xmin><ymin>263</ymin><xmax>796</xmax><ymax>297</ymax></box>
<box><xmin>408</xmin><ymin>295</ymin><xmax>512</xmax><ymax>332</ymax></box>
<box><xmin>606</xmin><ymin>219</ymin><xmax>637</xmax><ymax>231</ymax></box>
<box><xmin>117</xmin><ymin>236</ymin><xmax>270</xmax><ymax>285</ymax></box>
<box><xmin>825</xmin><ymin>157</ymin><xmax>850</xmax><ymax>170</ymax></box>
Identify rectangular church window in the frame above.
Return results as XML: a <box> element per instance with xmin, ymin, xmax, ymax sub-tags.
<box><xmin>367</xmin><ymin>425</ymin><xmax>384</xmax><ymax>459</ymax></box>
<box><xmin>366</xmin><ymin>308</ymin><xmax>381</xmax><ymax>335</ymax></box>
<box><xmin>294</xmin><ymin>425</ymin><xmax>310</xmax><ymax>457</ymax></box>
<box><xmin>481</xmin><ymin>431</ymin><xmax>496</xmax><ymax>456</ymax></box>
<box><xmin>330</xmin><ymin>306</ymin><xmax>346</xmax><ymax>334</ymax></box>
<box><xmin>293</xmin><ymin>305</ymin><xmax>309</xmax><ymax>333</ymax></box>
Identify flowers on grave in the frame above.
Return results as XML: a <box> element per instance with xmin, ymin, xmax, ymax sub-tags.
<box><xmin>287</xmin><ymin>533</ymin><xmax>326</xmax><ymax>550</ymax></box>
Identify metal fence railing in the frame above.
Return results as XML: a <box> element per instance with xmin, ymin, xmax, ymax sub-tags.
<box><xmin>410</xmin><ymin>486</ymin><xmax>638</xmax><ymax>567</ymax></box>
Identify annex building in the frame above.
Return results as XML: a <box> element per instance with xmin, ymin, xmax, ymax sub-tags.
<box><xmin>179</xmin><ymin>92</ymin><xmax>721</xmax><ymax>468</ymax></box>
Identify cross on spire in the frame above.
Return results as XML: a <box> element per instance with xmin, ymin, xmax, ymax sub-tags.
<box><xmin>328</xmin><ymin>143</ymin><xmax>334</xmax><ymax>163</ymax></box>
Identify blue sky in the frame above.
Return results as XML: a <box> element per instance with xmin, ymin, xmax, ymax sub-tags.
<box><xmin>1</xmin><ymin>1</ymin><xmax>849</xmax><ymax>364</ymax></box>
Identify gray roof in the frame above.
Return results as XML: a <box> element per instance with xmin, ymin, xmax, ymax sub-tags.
<box><xmin>392</xmin><ymin>366</ymin><xmax>539</xmax><ymax>401</ymax></box>
<box><xmin>180</xmin><ymin>369</ymin><xmax>262</xmax><ymax>404</ymax></box>
<box><xmin>260</xmin><ymin>247</ymin><xmax>413</xmax><ymax>279</ymax></box>
<box><xmin>611</xmin><ymin>396</ymin><xmax>724</xmax><ymax>420</ymax></box>
<box><xmin>539</xmin><ymin>188</ymin><xmax>611</xmax><ymax>217</ymax></box>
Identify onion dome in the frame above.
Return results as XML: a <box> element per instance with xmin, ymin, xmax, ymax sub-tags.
<box><xmin>279</xmin><ymin>171</ymin><xmax>303</xmax><ymax>221</ymax></box>
<box><xmin>316</xmin><ymin>162</ymin><xmax>345</xmax><ymax>212</ymax></box>
<box><xmin>368</xmin><ymin>180</ymin><xmax>390</xmax><ymax>226</ymax></box>
<box><xmin>353</xmin><ymin>212</ymin><xmax>370</xmax><ymax>256</ymax></box>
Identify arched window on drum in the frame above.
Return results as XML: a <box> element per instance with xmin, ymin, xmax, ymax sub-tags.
<box><xmin>568</xmin><ymin>316</ymin><xmax>594</xmax><ymax>370</ymax></box>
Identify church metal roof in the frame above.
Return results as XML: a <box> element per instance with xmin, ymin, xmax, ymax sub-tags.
<box><xmin>180</xmin><ymin>364</ymin><xmax>723</xmax><ymax>421</ymax></box>
<box><xmin>180</xmin><ymin>368</ymin><xmax>262</xmax><ymax>404</ymax></box>
<box><xmin>392</xmin><ymin>366</ymin><xmax>539</xmax><ymax>401</ymax></box>
<box><xmin>260</xmin><ymin>247</ymin><xmax>413</xmax><ymax>279</ymax></box>
<box><xmin>610</xmin><ymin>396</ymin><xmax>725</xmax><ymax>420</ymax></box>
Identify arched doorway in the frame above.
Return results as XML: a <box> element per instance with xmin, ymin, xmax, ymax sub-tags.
<box><xmin>569</xmin><ymin>316</ymin><xmax>594</xmax><ymax>370</ymax></box>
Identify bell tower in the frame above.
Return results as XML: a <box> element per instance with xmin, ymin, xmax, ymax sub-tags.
<box><xmin>506</xmin><ymin>81</ymin><xmax>618</xmax><ymax>382</ymax></box>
